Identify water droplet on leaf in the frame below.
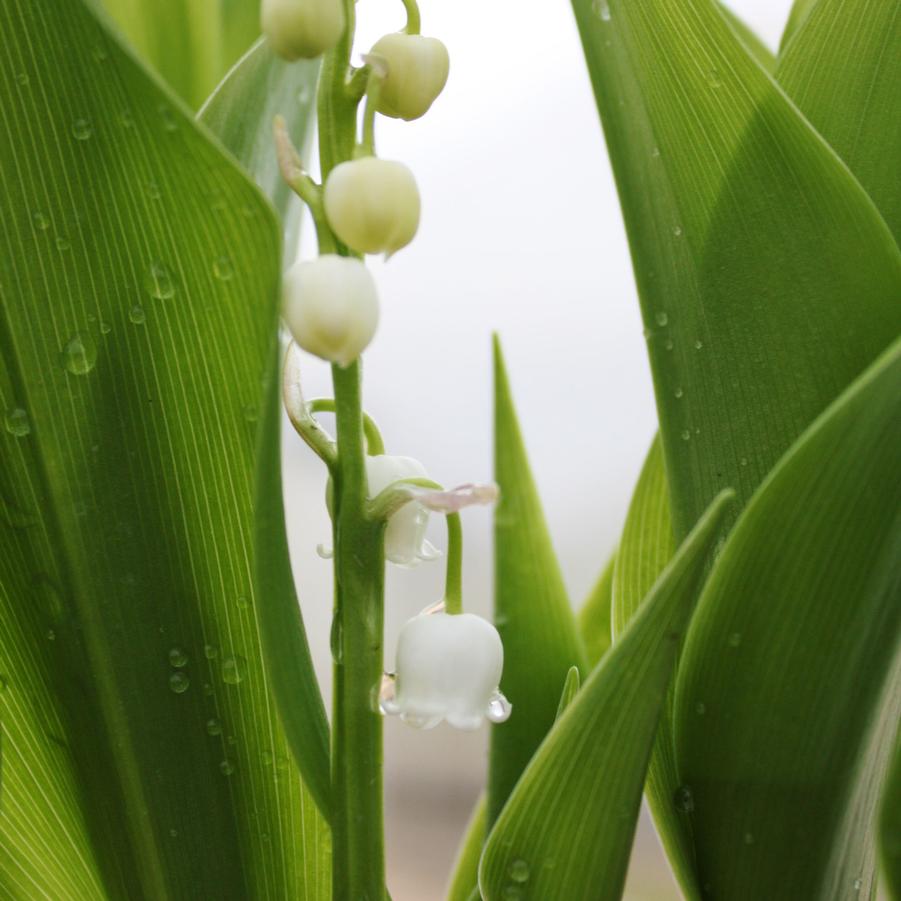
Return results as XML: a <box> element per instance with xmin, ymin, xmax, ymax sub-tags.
<box><xmin>129</xmin><ymin>305</ymin><xmax>146</xmax><ymax>325</ymax></box>
<box><xmin>5</xmin><ymin>407</ymin><xmax>30</xmax><ymax>437</ymax></box>
<box><xmin>205</xmin><ymin>718</ymin><xmax>222</xmax><ymax>736</ymax></box>
<box><xmin>674</xmin><ymin>785</ymin><xmax>694</xmax><ymax>813</ymax></box>
<box><xmin>204</xmin><ymin>644</ymin><xmax>218</xmax><ymax>660</ymax></box>
<box><xmin>508</xmin><ymin>859</ymin><xmax>530</xmax><ymax>883</ymax></box>
<box><xmin>62</xmin><ymin>333</ymin><xmax>97</xmax><ymax>375</ymax></box>
<box><xmin>330</xmin><ymin>611</ymin><xmax>344</xmax><ymax>665</ymax></box>
<box><xmin>655</xmin><ymin>311</ymin><xmax>668</xmax><ymax>326</ymax></box>
<box><xmin>72</xmin><ymin>118</ymin><xmax>93</xmax><ymax>141</ymax></box>
<box><xmin>221</xmin><ymin>654</ymin><xmax>246</xmax><ymax>685</ymax></box>
<box><xmin>32</xmin><ymin>210</ymin><xmax>50</xmax><ymax>231</ymax></box>
<box><xmin>213</xmin><ymin>255</ymin><xmax>235</xmax><ymax>281</ymax></box>
<box><xmin>591</xmin><ymin>0</ymin><xmax>611</xmax><ymax>21</ymax></box>
<box><xmin>169</xmin><ymin>672</ymin><xmax>190</xmax><ymax>694</ymax></box>
<box><xmin>145</xmin><ymin>261</ymin><xmax>175</xmax><ymax>300</ymax></box>
<box><xmin>219</xmin><ymin>759</ymin><xmax>235</xmax><ymax>776</ymax></box>
<box><xmin>168</xmin><ymin>647</ymin><xmax>188</xmax><ymax>668</ymax></box>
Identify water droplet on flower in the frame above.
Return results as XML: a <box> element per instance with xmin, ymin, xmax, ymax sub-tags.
<box><xmin>168</xmin><ymin>647</ymin><xmax>188</xmax><ymax>668</ymax></box>
<box><xmin>72</xmin><ymin>118</ymin><xmax>93</xmax><ymax>141</ymax></box>
<box><xmin>728</xmin><ymin>632</ymin><xmax>742</xmax><ymax>648</ymax></box>
<box><xmin>62</xmin><ymin>333</ymin><xmax>97</xmax><ymax>375</ymax></box>
<box><xmin>674</xmin><ymin>387</ymin><xmax>683</xmax><ymax>399</ymax></box>
<box><xmin>681</xmin><ymin>429</ymin><xmax>691</xmax><ymax>441</ymax></box>
<box><xmin>400</xmin><ymin>712</ymin><xmax>441</xmax><ymax>730</ymax></box>
<box><xmin>219</xmin><ymin>759</ymin><xmax>235</xmax><ymax>776</ymax></box>
<box><xmin>508</xmin><ymin>859</ymin><xmax>530</xmax><ymax>883</ymax></box>
<box><xmin>655</xmin><ymin>311</ymin><xmax>668</xmax><ymax>326</ymax></box>
<box><xmin>32</xmin><ymin>210</ymin><xmax>50</xmax><ymax>231</ymax></box>
<box><xmin>203</xmin><ymin>644</ymin><xmax>218</xmax><ymax>660</ymax></box>
<box><xmin>674</xmin><ymin>785</ymin><xmax>695</xmax><ymax>813</ymax></box>
<box><xmin>486</xmin><ymin>690</ymin><xmax>512</xmax><ymax>724</ymax></box>
<box><xmin>221</xmin><ymin>654</ymin><xmax>246</xmax><ymax>685</ymax></box>
<box><xmin>330</xmin><ymin>611</ymin><xmax>344</xmax><ymax>665</ymax></box>
<box><xmin>673</xmin><ymin>225</ymin><xmax>683</xmax><ymax>237</ymax></box>
<box><xmin>5</xmin><ymin>407</ymin><xmax>30</xmax><ymax>437</ymax></box>
<box><xmin>205</xmin><ymin>717</ymin><xmax>222</xmax><ymax>736</ymax></box>
<box><xmin>378</xmin><ymin>672</ymin><xmax>399</xmax><ymax>716</ymax></box>
<box><xmin>316</xmin><ymin>543</ymin><xmax>333</xmax><ymax>560</ymax></box>
<box><xmin>145</xmin><ymin>261</ymin><xmax>175</xmax><ymax>299</ymax></box>
<box><xmin>591</xmin><ymin>0</ymin><xmax>611</xmax><ymax>20</ymax></box>
<box><xmin>129</xmin><ymin>305</ymin><xmax>146</xmax><ymax>325</ymax></box>
<box><xmin>213</xmin><ymin>255</ymin><xmax>235</xmax><ymax>281</ymax></box>
<box><xmin>169</xmin><ymin>672</ymin><xmax>190</xmax><ymax>694</ymax></box>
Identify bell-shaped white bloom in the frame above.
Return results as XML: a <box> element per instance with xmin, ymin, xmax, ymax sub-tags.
<box><xmin>282</xmin><ymin>255</ymin><xmax>379</xmax><ymax>367</ymax></box>
<box><xmin>261</xmin><ymin>0</ymin><xmax>345</xmax><ymax>60</ymax></box>
<box><xmin>381</xmin><ymin>612</ymin><xmax>511</xmax><ymax>730</ymax></box>
<box><xmin>369</xmin><ymin>33</ymin><xmax>450</xmax><ymax>121</ymax></box>
<box><xmin>366</xmin><ymin>455</ymin><xmax>438</xmax><ymax>565</ymax></box>
<box><xmin>323</xmin><ymin>158</ymin><xmax>420</xmax><ymax>257</ymax></box>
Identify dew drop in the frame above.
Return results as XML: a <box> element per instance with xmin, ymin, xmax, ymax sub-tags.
<box><xmin>508</xmin><ymin>859</ymin><xmax>530</xmax><ymax>883</ymax></box>
<box><xmin>728</xmin><ymin>632</ymin><xmax>742</xmax><ymax>648</ymax></box>
<box><xmin>62</xmin><ymin>333</ymin><xmax>97</xmax><ymax>375</ymax></box>
<box><xmin>168</xmin><ymin>647</ymin><xmax>188</xmax><ymax>668</ymax></box>
<box><xmin>168</xmin><ymin>672</ymin><xmax>190</xmax><ymax>694</ymax></box>
<box><xmin>205</xmin><ymin>717</ymin><xmax>222</xmax><ymax>736</ymax></box>
<box><xmin>5</xmin><ymin>407</ymin><xmax>31</xmax><ymax>437</ymax></box>
<box><xmin>32</xmin><ymin>210</ymin><xmax>50</xmax><ymax>231</ymax></box>
<box><xmin>72</xmin><ymin>118</ymin><xmax>93</xmax><ymax>141</ymax></box>
<box><xmin>486</xmin><ymin>690</ymin><xmax>513</xmax><ymax>724</ymax></box>
<box><xmin>680</xmin><ymin>429</ymin><xmax>691</xmax><ymax>441</ymax></box>
<box><xmin>330</xmin><ymin>611</ymin><xmax>344</xmax><ymax>665</ymax></box>
<box><xmin>221</xmin><ymin>654</ymin><xmax>247</xmax><ymax>685</ymax></box>
<box><xmin>145</xmin><ymin>261</ymin><xmax>175</xmax><ymax>300</ymax></box>
<box><xmin>655</xmin><ymin>311</ymin><xmax>669</xmax><ymax>326</ymax></box>
<box><xmin>219</xmin><ymin>759</ymin><xmax>235</xmax><ymax>776</ymax></box>
<box><xmin>297</xmin><ymin>85</ymin><xmax>312</xmax><ymax>105</ymax></box>
<box><xmin>129</xmin><ymin>305</ymin><xmax>147</xmax><ymax>325</ymax></box>
<box><xmin>591</xmin><ymin>0</ymin><xmax>611</xmax><ymax>21</ymax></box>
<box><xmin>213</xmin><ymin>255</ymin><xmax>235</xmax><ymax>282</ymax></box>
<box><xmin>674</xmin><ymin>785</ymin><xmax>695</xmax><ymax>813</ymax></box>
<box><xmin>378</xmin><ymin>672</ymin><xmax>399</xmax><ymax>716</ymax></box>
<box><xmin>204</xmin><ymin>644</ymin><xmax>219</xmax><ymax>660</ymax></box>
<box><xmin>674</xmin><ymin>387</ymin><xmax>684</xmax><ymax>399</ymax></box>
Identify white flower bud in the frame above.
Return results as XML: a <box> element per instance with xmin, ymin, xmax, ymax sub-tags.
<box><xmin>282</xmin><ymin>255</ymin><xmax>379</xmax><ymax>367</ymax></box>
<box><xmin>323</xmin><ymin>158</ymin><xmax>420</xmax><ymax>257</ymax></box>
<box><xmin>381</xmin><ymin>612</ymin><xmax>511</xmax><ymax>730</ymax></box>
<box><xmin>261</xmin><ymin>0</ymin><xmax>345</xmax><ymax>61</ymax></box>
<box><xmin>365</xmin><ymin>455</ymin><xmax>438</xmax><ymax>565</ymax></box>
<box><xmin>369</xmin><ymin>33</ymin><xmax>450</xmax><ymax>121</ymax></box>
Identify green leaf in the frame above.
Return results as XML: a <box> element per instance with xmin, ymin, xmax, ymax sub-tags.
<box><xmin>479</xmin><ymin>490</ymin><xmax>734</xmax><ymax>901</ymax></box>
<box><xmin>489</xmin><ymin>336</ymin><xmax>588</xmax><ymax>828</ymax></box>
<box><xmin>718</xmin><ymin>4</ymin><xmax>776</xmax><ymax>72</ymax></box>
<box><xmin>570</xmin><ymin>0</ymin><xmax>901</xmax><ymax>542</ymax></box>
<box><xmin>199</xmin><ymin>40</ymin><xmax>319</xmax><ymax>263</ymax></box>
<box><xmin>99</xmin><ymin>0</ymin><xmax>260</xmax><ymax>108</ymax></box>
<box><xmin>779</xmin><ymin>0</ymin><xmax>820</xmax><ymax>53</ymax></box>
<box><xmin>776</xmin><ymin>0</ymin><xmax>901</xmax><ymax>242</ymax></box>
<box><xmin>577</xmin><ymin>549</ymin><xmax>616</xmax><ymax>668</ymax></box>
<box><xmin>446</xmin><ymin>797</ymin><xmax>487</xmax><ymax>901</ymax></box>
<box><xmin>554</xmin><ymin>666</ymin><xmax>581</xmax><ymax>718</ymax></box>
<box><xmin>0</xmin><ymin>0</ymin><xmax>327</xmax><ymax>896</ymax></box>
<box><xmin>882</xmin><ymin>734</ymin><xmax>901</xmax><ymax>899</ymax></box>
<box><xmin>674</xmin><ymin>337</ymin><xmax>901</xmax><ymax>900</ymax></box>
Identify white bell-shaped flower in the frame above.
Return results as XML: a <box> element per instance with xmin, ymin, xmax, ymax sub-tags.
<box><xmin>282</xmin><ymin>255</ymin><xmax>379</xmax><ymax>367</ymax></box>
<box><xmin>369</xmin><ymin>33</ymin><xmax>450</xmax><ymax>121</ymax></box>
<box><xmin>323</xmin><ymin>157</ymin><xmax>420</xmax><ymax>257</ymax></box>
<box><xmin>366</xmin><ymin>455</ymin><xmax>438</xmax><ymax>565</ymax></box>
<box><xmin>261</xmin><ymin>0</ymin><xmax>346</xmax><ymax>60</ymax></box>
<box><xmin>381</xmin><ymin>612</ymin><xmax>511</xmax><ymax>730</ymax></box>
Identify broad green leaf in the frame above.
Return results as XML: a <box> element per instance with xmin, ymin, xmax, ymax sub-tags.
<box><xmin>446</xmin><ymin>797</ymin><xmax>487</xmax><ymax>901</ymax></box>
<box><xmin>479</xmin><ymin>490</ymin><xmax>734</xmax><ymax>901</ymax></box>
<box><xmin>577</xmin><ymin>549</ymin><xmax>616</xmax><ymax>667</ymax></box>
<box><xmin>571</xmin><ymin>0</ymin><xmax>901</xmax><ymax>543</ymax></box>
<box><xmin>776</xmin><ymin>0</ymin><xmax>901</xmax><ymax>242</ymax></box>
<box><xmin>199</xmin><ymin>40</ymin><xmax>319</xmax><ymax>264</ymax></box>
<box><xmin>489</xmin><ymin>336</ymin><xmax>588</xmax><ymax>827</ymax></box>
<box><xmin>882</xmin><ymin>735</ymin><xmax>901</xmax><ymax>898</ymax></box>
<box><xmin>99</xmin><ymin>0</ymin><xmax>260</xmax><ymax>109</ymax></box>
<box><xmin>779</xmin><ymin>0</ymin><xmax>821</xmax><ymax>53</ymax></box>
<box><xmin>554</xmin><ymin>665</ymin><xmax>581</xmax><ymax>717</ymax></box>
<box><xmin>718</xmin><ymin>4</ymin><xmax>775</xmax><ymax>72</ymax></box>
<box><xmin>674</xmin><ymin>337</ymin><xmax>901</xmax><ymax>900</ymax></box>
<box><xmin>0</xmin><ymin>0</ymin><xmax>327</xmax><ymax>897</ymax></box>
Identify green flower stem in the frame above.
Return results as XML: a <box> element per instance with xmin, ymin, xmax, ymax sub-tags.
<box><xmin>401</xmin><ymin>0</ymin><xmax>421</xmax><ymax>34</ymax></box>
<box><xmin>307</xmin><ymin>397</ymin><xmax>386</xmax><ymax>455</ymax></box>
<box><xmin>444</xmin><ymin>512</ymin><xmax>463</xmax><ymax>615</ymax></box>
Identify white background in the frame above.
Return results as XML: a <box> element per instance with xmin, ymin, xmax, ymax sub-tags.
<box><xmin>285</xmin><ymin>1</ymin><xmax>794</xmax><ymax>896</ymax></box>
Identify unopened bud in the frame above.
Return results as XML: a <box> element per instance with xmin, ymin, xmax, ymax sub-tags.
<box><xmin>261</xmin><ymin>0</ymin><xmax>346</xmax><ymax>61</ymax></box>
<box><xmin>370</xmin><ymin>33</ymin><xmax>450</xmax><ymax>121</ymax></box>
<box><xmin>324</xmin><ymin>157</ymin><xmax>420</xmax><ymax>257</ymax></box>
<box><xmin>282</xmin><ymin>255</ymin><xmax>379</xmax><ymax>367</ymax></box>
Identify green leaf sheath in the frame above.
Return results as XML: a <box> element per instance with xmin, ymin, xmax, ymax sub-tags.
<box><xmin>777</xmin><ymin>0</ymin><xmax>901</xmax><ymax>242</ymax></box>
<box><xmin>99</xmin><ymin>0</ymin><xmax>260</xmax><ymax>109</ymax></box>
<box><xmin>490</xmin><ymin>337</ymin><xmax>588</xmax><ymax>828</ymax></box>
<box><xmin>479</xmin><ymin>490</ymin><xmax>733</xmax><ymax>901</ymax></box>
<box><xmin>577</xmin><ymin>550</ymin><xmax>616</xmax><ymax>668</ymax></box>
<box><xmin>882</xmin><ymin>734</ymin><xmax>901</xmax><ymax>899</ymax></box>
<box><xmin>0</xmin><ymin>1</ymin><xmax>327</xmax><ymax>898</ymax></box>
<box><xmin>198</xmin><ymin>41</ymin><xmax>319</xmax><ymax>264</ymax></box>
<box><xmin>675</xmin><ymin>337</ymin><xmax>901</xmax><ymax>900</ymax></box>
<box><xmin>570</xmin><ymin>0</ymin><xmax>901</xmax><ymax>543</ymax></box>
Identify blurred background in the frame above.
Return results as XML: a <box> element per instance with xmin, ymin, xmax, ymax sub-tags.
<box><xmin>285</xmin><ymin>1</ymin><xmax>793</xmax><ymax>896</ymax></box>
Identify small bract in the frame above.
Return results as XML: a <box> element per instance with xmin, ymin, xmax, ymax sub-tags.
<box><xmin>261</xmin><ymin>0</ymin><xmax>346</xmax><ymax>61</ymax></box>
<box><xmin>382</xmin><ymin>612</ymin><xmax>511</xmax><ymax>730</ymax></box>
<box><xmin>324</xmin><ymin>157</ymin><xmax>420</xmax><ymax>257</ymax></box>
<box><xmin>282</xmin><ymin>255</ymin><xmax>379</xmax><ymax>367</ymax></box>
<box><xmin>365</xmin><ymin>455</ymin><xmax>437</xmax><ymax>565</ymax></box>
<box><xmin>370</xmin><ymin>33</ymin><xmax>450</xmax><ymax>121</ymax></box>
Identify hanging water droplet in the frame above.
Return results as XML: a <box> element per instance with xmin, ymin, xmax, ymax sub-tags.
<box><xmin>129</xmin><ymin>305</ymin><xmax>146</xmax><ymax>325</ymax></box>
<box><xmin>378</xmin><ymin>673</ymin><xmax>399</xmax><ymax>716</ymax></box>
<box><xmin>674</xmin><ymin>387</ymin><xmax>684</xmax><ymax>399</ymax></box>
<box><xmin>205</xmin><ymin>717</ymin><xmax>222</xmax><ymax>736</ymax></box>
<box><xmin>144</xmin><ymin>261</ymin><xmax>175</xmax><ymax>300</ymax></box>
<box><xmin>674</xmin><ymin>785</ymin><xmax>695</xmax><ymax>813</ymax></box>
<box><xmin>72</xmin><ymin>118</ymin><xmax>93</xmax><ymax>141</ymax></box>
<box><xmin>32</xmin><ymin>210</ymin><xmax>50</xmax><ymax>231</ymax></box>
<box><xmin>681</xmin><ymin>429</ymin><xmax>691</xmax><ymax>441</ymax></box>
<box><xmin>168</xmin><ymin>647</ymin><xmax>188</xmax><ymax>668</ymax></box>
<box><xmin>486</xmin><ymin>690</ymin><xmax>513</xmax><ymax>723</ymax></box>
<box><xmin>695</xmin><ymin>701</ymin><xmax>706</xmax><ymax>715</ymax></box>
<box><xmin>213</xmin><ymin>255</ymin><xmax>235</xmax><ymax>282</ymax></box>
<box><xmin>5</xmin><ymin>407</ymin><xmax>31</xmax><ymax>437</ymax></box>
<box><xmin>62</xmin><ymin>333</ymin><xmax>97</xmax><ymax>375</ymax></box>
<box><xmin>508</xmin><ymin>859</ymin><xmax>530</xmax><ymax>883</ymax></box>
<box><xmin>673</xmin><ymin>225</ymin><xmax>683</xmax><ymax>237</ymax></box>
<box><xmin>330</xmin><ymin>611</ymin><xmax>344</xmax><ymax>665</ymax></box>
<box><xmin>728</xmin><ymin>632</ymin><xmax>742</xmax><ymax>648</ymax></box>
<box><xmin>655</xmin><ymin>311</ymin><xmax>668</xmax><ymax>326</ymax></box>
<box><xmin>591</xmin><ymin>0</ymin><xmax>611</xmax><ymax>21</ymax></box>
<box><xmin>203</xmin><ymin>644</ymin><xmax>218</xmax><ymax>660</ymax></box>
<box><xmin>168</xmin><ymin>672</ymin><xmax>190</xmax><ymax>694</ymax></box>
<box><xmin>221</xmin><ymin>654</ymin><xmax>247</xmax><ymax>685</ymax></box>
<box><xmin>219</xmin><ymin>759</ymin><xmax>235</xmax><ymax>776</ymax></box>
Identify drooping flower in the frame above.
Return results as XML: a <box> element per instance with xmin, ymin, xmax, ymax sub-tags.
<box><xmin>261</xmin><ymin>0</ymin><xmax>346</xmax><ymax>61</ymax></box>
<box><xmin>369</xmin><ymin>33</ymin><xmax>450</xmax><ymax>121</ymax></box>
<box><xmin>380</xmin><ymin>610</ymin><xmax>511</xmax><ymax>730</ymax></box>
